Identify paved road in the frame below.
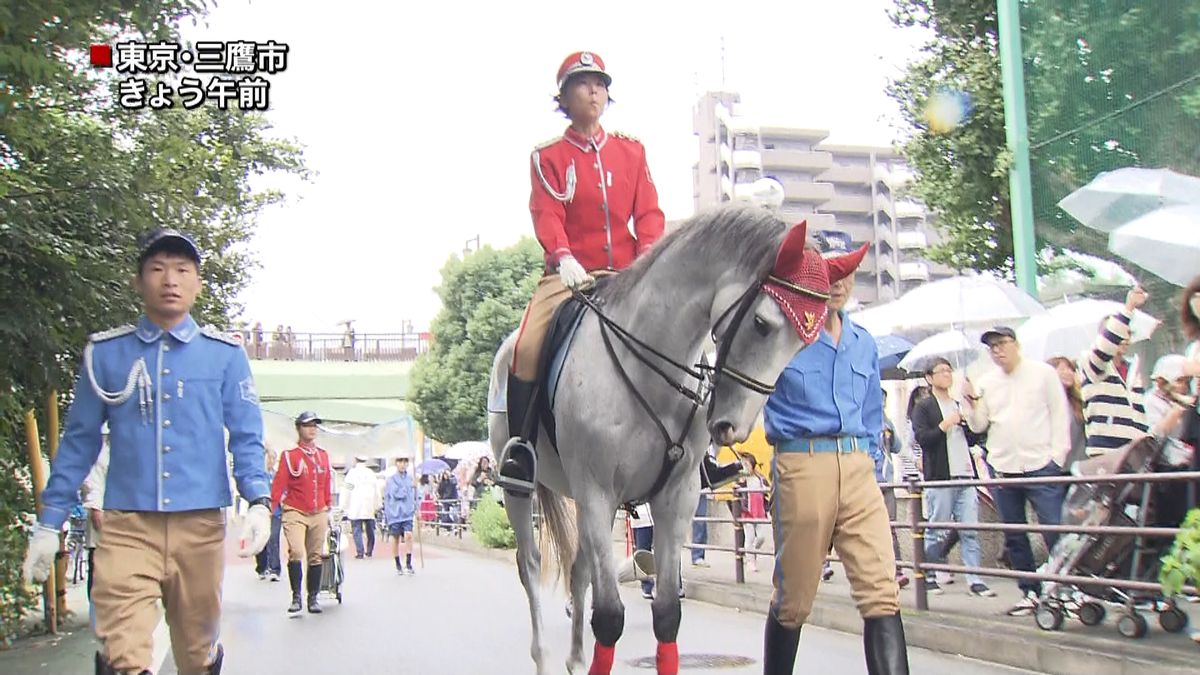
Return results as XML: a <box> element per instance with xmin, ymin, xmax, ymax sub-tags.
<box><xmin>151</xmin><ymin>542</ymin><xmax>1035</xmax><ymax>674</ymax></box>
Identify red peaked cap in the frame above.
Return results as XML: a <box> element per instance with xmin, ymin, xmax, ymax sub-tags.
<box><xmin>761</xmin><ymin>222</ymin><xmax>870</xmax><ymax>344</ymax></box>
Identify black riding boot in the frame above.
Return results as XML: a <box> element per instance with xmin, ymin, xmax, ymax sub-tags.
<box><xmin>204</xmin><ymin>644</ymin><xmax>225</xmax><ymax>674</ymax></box>
<box><xmin>94</xmin><ymin>651</ymin><xmax>151</xmax><ymax>675</ymax></box>
<box><xmin>498</xmin><ymin>374</ymin><xmax>538</xmax><ymax>495</ymax></box>
<box><xmin>863</xmin><ymin>613</ymin><xmax>909</xmax><ymax>675</ymax></box>
<box><xmin>307</xmin><ymin>564</ymin><xmax>323</xmax><ymax>613</ymax></box>
<box><xmin>287</xmin><ymin>560</ymin><xmax>303</xmax><ymax>613</ymax></box>
<box><xmin>762</xmin><ymin>606</ymin><xmax>802</xmax><ymax>675</ymax></box>
<box><xmin>700</xmin><ymin>453</ymin><xmax>744</xmax><ymax>490</ymax></box>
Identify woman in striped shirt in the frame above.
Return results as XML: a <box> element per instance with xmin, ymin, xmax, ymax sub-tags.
<box><xmin>1080</xmin><ymin>287</ymin><xmax>1150</xmax><ymax>457</ymax></box>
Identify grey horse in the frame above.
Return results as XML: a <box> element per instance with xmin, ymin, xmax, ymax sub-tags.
<box><xmin>487</xmin><ymin>205</ymin><xmax>833</xmax><ymax>674</ymax></box>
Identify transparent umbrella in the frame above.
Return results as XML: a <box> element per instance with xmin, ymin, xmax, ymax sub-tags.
<box><xmin>1057</xmin><ymin>167</ymin><xmax>1200</xmax><ymax>233</ymax></box>
<box><xmin>898</xmin><ymin>328</ymin><xmax>986</xmax><ymax>374</ymax></box>
<box><xmin>1016</xmin><ymin>299</ymin><xmax>1160</xmax><ymax>362</ymax></box>
<box><xmin>1107</xmin><ymin>205</ymin><xmax>1200</xmax><ymax>286</ymax></box>
<box><xmin>884</xmin><ymin>275</ymin><xmax>1046</xmax><ymax>331</ymax></box>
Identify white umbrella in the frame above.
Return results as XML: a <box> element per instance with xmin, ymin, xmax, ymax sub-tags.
<box><xmin>887</xmin><ymin>275</ymin><xmax>1046</xmax><ymax>330</ymax></box>
<box><xmin>1036</xmin><ymin>249</ymin><xmax>1136</xmax><ymax>304</ymax></box>
<box><xmin>1057</xmin><ymin>167</ymin><xmax>1200</xmax><ymax>233</ymax></box>
<box><xmin>898</xmin><ymin>328</ymin><xmax>986</xmax><ymax>373</ymax></box>
<box><xmin>1017</xmin><ymin>299</ymin><xmax>1160</xmax><ymax>362</ymax></box>
<box><xmin>442</xmin><ymin>441</ymin><xmax>492</xmax><ymax>461</ymax></box>
<box><xmin>1108</xmin><ymin>205</ymin><xmax>1200</xmax><ymax>286</ymax></box>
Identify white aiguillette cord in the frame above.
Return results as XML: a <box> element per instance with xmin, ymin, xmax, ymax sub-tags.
<box><xmin>84</xmin><ymin>341</ymin><xmax>152</xmax><ymax>422</ymax></box>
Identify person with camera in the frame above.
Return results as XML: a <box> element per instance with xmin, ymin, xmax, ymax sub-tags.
<box><xmin>911</xmin><ymin>358</ymin><xmax>994</xmax><ymax>598</ymax></box>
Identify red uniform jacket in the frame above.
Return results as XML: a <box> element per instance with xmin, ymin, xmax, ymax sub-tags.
<box><xmin>529</xmin><ymin>126</ymin><xmax>665</xmax><ymax>272</ymax></box>
<box><xmin>271</xmin><ymin>444</ymin><xmax>332</xmax><ymax>514</ymax></box>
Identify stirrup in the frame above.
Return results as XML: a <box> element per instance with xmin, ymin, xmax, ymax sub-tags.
<box><xmin>498</xmin><ymin>437</ymin><xmax>536</xmax><ymax>496</ymax></box>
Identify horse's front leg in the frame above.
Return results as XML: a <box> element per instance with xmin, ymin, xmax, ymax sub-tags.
<box><xmin>577</xmin><ymin>496</ymin><xmax>624</xmax><ymax>675</ymax></box>
<box><xmin>506</xmin><ymin>494</ymin><xmax>551</xmax><ymax>675</ymax></box>
<box><xmin>648</xmin><ymin>483</ymin><xmax>697</xmax><ymax>675</ymax></box>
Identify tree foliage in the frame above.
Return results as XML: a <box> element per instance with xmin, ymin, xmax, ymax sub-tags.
<box><xmin>409</xmin><ymin>239</ymin><xmax>543</xmax><ymax>444</ymax></box>
<box><xmin>0</xmin><ymin>1</ymin><xmax>308</xmax><ymax>642</ymax></box>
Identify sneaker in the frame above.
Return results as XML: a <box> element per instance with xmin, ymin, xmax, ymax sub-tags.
<box><xmin>641</xmin><ymin>589</ymin><xmax>654</xmax><ymax>600</ymax></box>
<box><xmin>821</xmin><ymin>563</ymin><xmax>834</xmax><ymax>582</ymax></box>
<box><xmin>969</xmin><ymin>583</ymin><xmax>997</xmax><ymax>598</ymax></box>
<box><xmin>939</xmin><ymin>572</ymin><xmax>956</xmax><ymax>585</ymax></box>
<box><xmin>406</xmin><ymin>566</ymin><xmax>416</xmax><ymax>576</ymax></box>
<box><xmin>691</xmin><ymin>559</ymin><xmax>710</xmax><ymax>568</ymax></box>
<box><xmin>268</xmin><ymin>572</ymin><xmax>280</xmax><ymax>582</ymax></box>
<box><xmin>257</xmin><ymin>571</ymin><xmax>268</xmax><ymax>580</ymax></box>
<box><xmin>925</xmin><ymin>579</ymin><xmax>943</xmax><ymax>595</ymax></box>
<box><xmin>1006</xmin><ymin>592</ymin><xmax>1039</xmax><ymax>617</ymax></box>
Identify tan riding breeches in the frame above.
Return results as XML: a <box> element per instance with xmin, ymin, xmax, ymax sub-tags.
<box><xmin>769</xmin><ymin>449</ymin><xmax>900</xmax><ymax>629</ymax></box>
<box><xmin>93</xmin><ymin>510</ymin><xmax>226</xmax><ymax>674</ymax></box>
<box><xmin>282</xmin><ymin>507</ymin><xmax>328</xmax><ymax>566</ymax></box>
<box><xmin>511</xmin><ymin>274</ymin><xmax>573</xmax><ymax>381</ymax></box>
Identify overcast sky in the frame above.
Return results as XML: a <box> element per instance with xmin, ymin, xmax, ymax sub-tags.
<box><xmin>183</xmin><ymin>1</ymin><xmax>927</xmax><ymax>334</ymax></box>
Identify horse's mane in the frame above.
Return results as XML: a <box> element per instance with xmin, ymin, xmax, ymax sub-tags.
<box><xmin>600</xmin><ymin>204</ymin><xmax>787</xmax><ymax>303</ymax></box>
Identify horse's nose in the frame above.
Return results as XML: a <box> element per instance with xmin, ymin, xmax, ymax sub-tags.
<box><xmin>710</xmin><ymin>421</ymin><xmax>736</xmax><ymax>447</ymax></box>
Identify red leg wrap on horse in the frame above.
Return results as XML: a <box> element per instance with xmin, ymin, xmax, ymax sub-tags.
<box><xmin>588</xmin><ymin>643</ymin><xmax>615</xmax><ymax>675</ymax></box>
<box><xmin>656</xmin><ymin>642</ymin><xmax>679</xmax><ymax>675</ymax></box>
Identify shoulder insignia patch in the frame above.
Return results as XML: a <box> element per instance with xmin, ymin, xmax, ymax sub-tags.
<box><xmin>239</xmin><ymin>376</ymin><xmax>259</xmax><ymax>404</ymax></box>
<box><xmin>611</xmin><ymin>131</ymin><xmax>642</xmax><ymax>144</ymax></box>
<box><xmin>532</xmin><ymin>136</ymin><xmax>562</xmax><ymax>152</ymax></box>
<box><xmin>88</xmin><ymin>325</ymin><xmax>136</xmax><ymax>343</ymax></box>
<box><xmin>200</xmin><ymin>325</ymin><xmax>242</xmax><ymax>347</ymax></box>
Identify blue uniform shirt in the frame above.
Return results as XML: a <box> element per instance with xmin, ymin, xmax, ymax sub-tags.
<box><xmin>40</xmin><ymin>314</ymin><xmax>271</xmax><ymax>529</ymax></box>
<box><xmin>764</xmin><ymin>311</ymin><xmax>883</xmax><ymax>460</ymax></box>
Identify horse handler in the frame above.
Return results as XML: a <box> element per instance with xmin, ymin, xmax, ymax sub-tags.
<box><xmin>22</xmin><ymin>229</ymin><xmax>273</xmax><ymax>675</ymax></box>
<box><xmin>271</xmin><ymin>411</ymin><xmax>333</xmax><ymax>615</ymax></box>
<box><xmin>761</xmin><ymin>238</ymin><xmax>910</xmax><ymax>675</ymax></box>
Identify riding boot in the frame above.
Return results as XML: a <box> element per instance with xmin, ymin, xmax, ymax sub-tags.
<box><xmin>306</xmin><ymin>564</ymin><xmax>324</xmax><ymax>613</ymax></box>
<box><xmin>863</xmin><ymin>613</ymin><xmax>909</xmax><ymax>675</ymax></box>
<box><xmin>94</xmin><ymin>651</ymin><xmax>152</xmax><ymax>675</ymax></box>
<box><xmin>700</xmin><ymin>454</ymin><xmax>743</xmax><ymax>490</ymax></box>
<box><xmin>762</xmin><ymin>606</ymin><xmax>802</xmax><ymax>675</ymax></box>
<box><xmin>203</xmin><ymin>644</ymin><xmax>225</xmax><ymax>674</ymax></box>
<box><xmin>287</xmin><ymin>560</ymin><xmax>303</xmax><ymax>613</ymax></box>
<box><xmin>498</xmin><ymin>374</ymin><xmax>538</xmax><ymax>496</ymax></box>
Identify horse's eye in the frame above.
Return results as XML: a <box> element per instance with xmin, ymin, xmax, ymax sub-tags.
<box><xmin>753</xmin><ymin>315</ymin><xmax>771</xmax><ymax>336</ymax></box>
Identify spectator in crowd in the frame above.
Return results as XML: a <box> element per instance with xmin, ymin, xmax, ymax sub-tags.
<box><xmin>912</xmin><ymin>358</ymin><xmax>994</xmax><ymax>598</ymax></box>
<box><xmin>253</xmin><ymin>321</ymin><xmax>264</xmax><ymax>359</ymax></box>
<box><xmin>1145</xmin><ymin>355</ymin><xmax>1195</xmax><ymax>468</ymax></box>
<box><xmin>384</xmin><ymin>457</ymin><xmax>417</xmax><ymax>575</ymax></box>
<box><xmin>271</xmin><ymin>324</ymin><xmax>285</xmax><ymax>360</ymax></box>
<box><xmin>285</xmin><ymin>325</ymin><xmax>296</xmax><ymax>360</ymax></box>
<box><xmin>470</xmin><ymin>456</ymin><xmax>498</xmax><ymax>504</ymax></box>
<box><xmin>877</xmin><ymin>390</ymin><xmax>909</xmax><ymax>589</ymax></box>
<box><xmin>1047</xmin><ymin>356</ymin><xmax>1087</xmax><ymax>472</ymax></box>
<box><xmin>342</xmin><ymin>455</ymin><xmax>381</xmax><ymax>559</ymax></box>
<box><xmin>1079</xmin><ymin>287</ymin><xmax>1150</xmax><ymax>457</ymax></box>
<box><xmin>629</xmin><ymin>503</ymin><xmax>682</xmax><ymax>601</ymax></box>
<box><xmin>254</xmin><ymin>448</ymin><xmax>283</xmax><ymax>581</ymax></box>
<box><xmin>1179</xmin><ymin>277</ymin><xmax>1200</xmax><ymax>506</ymax></box>
<box><xmin>963</xmin><ymin>327</ymin><xmax>1070</xmax><ymax>616</ymax></box>
<box><xmin>902</xmin><ymin>385</ymin><xmax>932</xmax><ymax>479</ymax></box>
<box><xmin>436</xmin><ymin>469</ymin><xmax>461</xmax><ymax>531</ymax></box>
<box><xmin>690</xmin><ymin>490</ymin><xmax>709</xmax><ymax>568</ymax></box>
<box><xmin>738</xmin><ymin>452</ymin><xmax>770</xmax><ymax>573</ymax></box>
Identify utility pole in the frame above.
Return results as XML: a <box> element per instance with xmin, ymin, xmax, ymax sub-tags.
<box><xmin>463</xmin><ymin>235</ymin><xmax>480</xmax><ymax>257</ymax></box>
<box><xmin>997</xmin><ymin>0</ymin><xmax>1038</xmax><ymax>295</ymax></box>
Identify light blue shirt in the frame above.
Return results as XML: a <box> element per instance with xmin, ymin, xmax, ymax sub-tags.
<box><xmin>764</xmin><ymin>311</ymin><xmax>883</xmax><ymax>460</ymax></box>
<box><xmin>384</xmin><ymin>471</ymin><xmax>415</xmax><ymax>524</ymax></box>
<box><xmin>40</xmin><ymin>315</ymin><xmax>271</xmax><ymax>528</ymax></box>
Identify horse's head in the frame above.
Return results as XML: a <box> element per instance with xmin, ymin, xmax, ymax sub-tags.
<box><xmin>706</xmin><ymin>220</ymin><xmax>868</xmax><ymax>446</ymax></box>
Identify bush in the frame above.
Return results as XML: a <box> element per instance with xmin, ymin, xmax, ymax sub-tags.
<box><xmin>0</xmin><ymin>400</ymin><xmax>37</xmax><ymax>646</ymax></box>
<box><xmin>1160</xmin><ymin>507</ymin><xmax>1200</xmax><ymax>596</ymax></box>
<box><xmin>469</xmin><ymin>493</ymin><xmax>515</xmax><ymax>549</ymax></box>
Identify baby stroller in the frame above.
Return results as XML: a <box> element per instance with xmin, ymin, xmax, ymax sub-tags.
<box><xmin>319</xmin><ymin>508</ymin><xmax>346</xmax><ymax>604</ymax></box>
<box><xmin>1033</xmin><ymin>436</ymin><xmax>1189</xmax><ymax>638</ymax></box>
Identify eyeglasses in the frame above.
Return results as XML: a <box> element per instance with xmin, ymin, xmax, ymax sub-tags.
<box><xmin>928</xmin><ymin>367</ymin><xmax>954</xmax><ymax>375</ymax></box>
<box><xmin>987</xmin><ymin>338</ymin><xmax>1015</xmax><ymax>352</ymax></box>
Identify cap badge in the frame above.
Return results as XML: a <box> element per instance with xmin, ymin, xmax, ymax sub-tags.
<box><xmin>579</xmin><ymin>52</ymin><xmax>594</xmax><ymax>66</ymax></box>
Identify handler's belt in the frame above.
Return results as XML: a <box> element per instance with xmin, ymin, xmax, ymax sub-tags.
<box><xmin>775</xmin><ymin>435</ymin><xmax>872</xmax><ymax>454</ymax></box>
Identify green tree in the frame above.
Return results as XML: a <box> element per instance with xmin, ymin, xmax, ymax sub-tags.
<box><xmin>0</xmin><ymin>1</ymin><xmax>308</xmax><ymax>642</ymax></box>
<box><xmin>409</xmin><ymin>239</ymin><xmax>543</xmax><ymax>444</ymax></box>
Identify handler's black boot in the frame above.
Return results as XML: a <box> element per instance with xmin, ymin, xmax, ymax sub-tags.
<box><xmin>700</xmin><ymin>454</ymin><xmax>743</xmax><ymax>490</ymax></box>
<box><xmin>203</xmin><ymin>644</ymin><xmax>225</xmax><ymax>674</ymax></box>
<box><xmin>762</xmin><ymin>606</ymin><xmax>802</xmax><ymax>675</ymax></box>
<box><xmin>498</xmin><ymin>374</ymin><xmax>538</xmax><ymax>496</ymax></box>
<box><xmin>287</xmin><ymin>561</ymin><xmax>303</xmax><ymax>614</ymax></box>
<box><xmin>863</xmin><ymin>613</ymin><xmax>909</xmax><ymax>675</ymax></box>
<box><xmin>306</xmin><ymin>564</ymin><xmax>323</xmax><ymax>613</ymax></box>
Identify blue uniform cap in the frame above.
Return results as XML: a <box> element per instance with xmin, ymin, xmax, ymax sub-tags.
<box><xmin>138</xmin><ymin>228</ymin><xmax>202</xmax><ymax>267</ymax></box>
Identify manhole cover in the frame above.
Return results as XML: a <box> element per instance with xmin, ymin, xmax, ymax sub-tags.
<box><xmin>628</xmin><ymin>654</ymin><xmax>756</xmax><ymax>669</ymax></box>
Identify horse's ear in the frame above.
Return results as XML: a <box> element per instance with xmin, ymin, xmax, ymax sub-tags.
<box><xmin>772</xmin><ymin>221</ymin><xmax>809</xmax><ymax>274</ymax></box>
<box><xmin>825</xmin><ymin>243</ymin><xmax>870</xmax><ymax>283</ymax></box>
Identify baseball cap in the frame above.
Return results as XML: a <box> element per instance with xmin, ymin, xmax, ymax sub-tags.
<box><xmin>980</xmin><ymin>326</ymin><xmax>1017</xmax><ymax>346</ymax></box>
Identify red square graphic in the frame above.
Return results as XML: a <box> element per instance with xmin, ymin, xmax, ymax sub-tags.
<box><xmin>90</xmin><ymin>45</ymin><xmax>113</xmax><ymax>67</ymax></box>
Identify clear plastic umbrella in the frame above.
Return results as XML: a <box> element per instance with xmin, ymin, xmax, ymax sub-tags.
<box><xmin>1057</xmin><ymin>167</ymin><xmax>1200</xmax><ymax>233</ymax></box>
<box><xmin>898</xmin><ymin>328</ymin><xmax>986</xmax><ymax>374</ymax></box>
<box><xmin>884</xmin><ymin>275</ymin><xmax>1046</xmax><ymax>331</ymax></box>
<box><xmin>1016</xmin><ymin>299</ymin><xmax>1160</xmax><ymax>362</ymax></box>
<box><xmin>1108</xmin><ymin>205</ymin><xmax>1200</xmax><ymax>286</ymax></box>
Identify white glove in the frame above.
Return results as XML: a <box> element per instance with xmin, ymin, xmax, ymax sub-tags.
<box><xmin>557</xmin><ymin>256</ymin><xmax>592</xmax><ymax>291</ymax></box>
<box><xmin>22</xmin><ymin>526</ymin><xmax>61</xmax><ymax>584</ymax></box>
<box><xmin>238</xmin><ymin>504</ymin><xmax>271</xmax><ymax>558</ymax></box>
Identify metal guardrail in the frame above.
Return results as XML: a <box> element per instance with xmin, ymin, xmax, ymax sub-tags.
<box><xmin>235</xmin><ymin>331</ymin><xmax>431</xmax><ymax>362</ymax></box>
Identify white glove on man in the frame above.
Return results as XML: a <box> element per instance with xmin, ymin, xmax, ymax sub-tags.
<box><xmin>238</xmin><ymin>503</ymin><xmax>272</xmax><ymax>558</ymax></box>
<box><xmin>557</xmin><ymin>255</ymin><xmax>593</xmax><ymax>291</ymax></box>
<box><xmin>22</xmin><ymin>525</ymin><xmax>61</xmax><ymax>584</ymax></box>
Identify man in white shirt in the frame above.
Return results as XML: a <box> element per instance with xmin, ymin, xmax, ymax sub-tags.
<box><xmin>342</xmin><ymin>456</ymin><xmax>381</xmax><ymax>559</ymax></box>
<box><xmin>963</xmin><ymin>326</ymin><xmax>1070</xmax><ymax>617</ymax></box>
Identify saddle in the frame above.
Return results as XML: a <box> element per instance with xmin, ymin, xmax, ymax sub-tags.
<box><xmin>534</xmin><ymin>276</ymin><xmax>615</xmax><ymax>450</ymax></box>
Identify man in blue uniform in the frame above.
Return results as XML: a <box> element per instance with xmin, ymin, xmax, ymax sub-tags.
<box><xmin>22</xmin><ymin>229</ymin><xmax>273</xmax><ymax>675</ymax></box>
<box><xmin>761</xmin><ymin>237</ymin><xmax>910</xmax><ymax>675</ymax></box>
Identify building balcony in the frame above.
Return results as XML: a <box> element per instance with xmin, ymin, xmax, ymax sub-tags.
<box><xmin>897</xmin><ymin>230</ymin><xmax>928</xmax><ymax>249</ymax></box>
<box><xmin>720</xmin><ymin>174</ymin><xmax>733</xmax><ymax>200</ymax></box>
<box><xmin>787</xmin><ymin>211</ymin><xmax>837</xmax><ymax>230</ymax></box>
<box><xmin>782</xmin><ymin>181</ymin><xmax>835</xmax><ymax>204</ymax></box>
<box><xmin>899</xmin><ymin>261</ymin><xmax>931</xmax><ymax>282</ymax></box>
<box><xmin>732</xmin><ymin>149</ymin><xmax>762</xmax><ymax>170</ymax></box>
<box><xmin>819</xmin><ymin>194</ymin><xmax>873</xmax><ymax>214</ymax></box>
<box><xmin>762</xmin><ymin>149</ymin><xmax>833</xmax><ymax>172</ymax></box>
<box><xmin>759</xmin><ymin>126</ymin><xmax>829</xmax><ymax>143</ymax></box>
<box><xmin>719</xmin><ymin>142</ymin><xmax>732</xmax><ymax>166</ymax></box>
<box><xmin>818</xmin><ymin>164</ymin><xmax>873</xmax><ymax>184</ymax></box>
<box><xmin>896</xmin><ymin>200</ymin><xmax>925</xmax><ymax>219</ymax></box>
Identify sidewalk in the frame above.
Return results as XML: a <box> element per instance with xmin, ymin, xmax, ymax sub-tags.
<box><xmin>0</xmin><ymin>580</ymin><xmax>99</xmax><ymax>673</ymax></box>
<box><xmin>424</xmin><ymin>528</ymin><xmax>1200</xmax><ymax>675</ymax></box>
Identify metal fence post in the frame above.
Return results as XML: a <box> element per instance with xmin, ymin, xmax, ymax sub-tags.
<box><xmin>731</xmin><ymin>497</ymin><xmax>745</xmax><ymax>584</ymax></box>
<box><xmin>908</xmin><ymin>477</ymin><xmax>928</xmax><ymax>611</ymax></box>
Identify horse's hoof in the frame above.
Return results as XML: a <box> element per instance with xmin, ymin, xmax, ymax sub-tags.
<box><xmin>565</xmin><ymin>657</ymin><xmax>585</xmax><ymax>674</ymax></box>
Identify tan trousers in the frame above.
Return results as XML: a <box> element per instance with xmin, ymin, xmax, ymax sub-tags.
<box><xmin>769</xmin><ymin>449</ymin><xmax>899</xmax><ymax>629</ymax></box>
<box><xmin>512</xmin><ymin>274</ymin><xmax>573</xmax><ymax>381</ymax></box>
<box><xmin>93</xmin><ymin>510</ymin><xmax>225</xmax><ymax>674</ymax></box>
<box><xmin>282</xmin><ymin>507</ymin><xmax>328</xmax><ymax>566</ymax></box>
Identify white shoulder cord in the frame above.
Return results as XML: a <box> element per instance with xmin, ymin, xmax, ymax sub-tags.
<box><xmin>84</xmin><ymin>341</ymin><xmax>152</xmax><ymax>422</ymax></box>
<box><xmin>532</xmin><ymin>150</ymin><xmax>576</xmax><ymax>203</ymax></box>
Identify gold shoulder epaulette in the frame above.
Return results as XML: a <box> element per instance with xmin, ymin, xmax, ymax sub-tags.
<box><xmin>611</xmin><ymin>131</ymin><xmax>642</xmax><ymax>143</ymax></box>
<box><xmin>532</xmin><ymin>136</ymin><xmax>561</xmax><ymax>152</ymax></box>
<box><xmin>88</xmin><ymin>325</ymin><xmax>136</xmax><ymax>343</ymax></box>
<box><xmin>200</xmin><ymin>325</ymin><xmax>241</xmax><ymax>347</ymax></box>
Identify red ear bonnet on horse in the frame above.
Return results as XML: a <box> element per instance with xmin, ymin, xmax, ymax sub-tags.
<box><xmin>824</xmin><ymin>243</ymin><xmax>870</xmax><ymax>283</ymax></box>
<box><xmin>761</xmin><ymin>221</ymin><xmax>832</xmax><ymax>345</ymax></box>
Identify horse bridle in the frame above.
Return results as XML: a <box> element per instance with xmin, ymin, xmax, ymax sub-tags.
<box><xmin>569</xmin><ymin>279</ymin><xmax>775</xmax><ymax>505</ymax></box>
